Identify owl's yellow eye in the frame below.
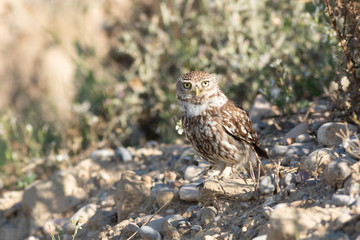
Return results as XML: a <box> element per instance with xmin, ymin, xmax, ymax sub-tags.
<box><xmin>183</xmin><ymin>82</ymin><xmax>192</xmax><ymax>89</ymax></box>
<box><xmin>202</xmin><ymin>81</ymin><xmax>209</xmax><ymax>87</ymax></box>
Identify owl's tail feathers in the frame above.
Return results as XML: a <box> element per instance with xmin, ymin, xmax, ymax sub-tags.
<box><xmin>254</xmin><ymin>145</ymin><xmax>269</xmax><ymax>159</ymax></box>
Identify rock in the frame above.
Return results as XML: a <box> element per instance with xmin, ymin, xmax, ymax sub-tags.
<box><xmin>317</xmin><ymin>122</ymin><xmax>357</xmax><ymax>146</ymax></box>
<box><xmin>284</xmin><ymin>173</ymin><xmax>296</xmax><ymax>187</ymax></box>
<box><xmin>324</xmin><ymin>160</ymin><xmax>352</xmax><ymax>187</ymax></box>
<box><xmin>90</xmin><ymin>149</ymin><xmax>114</xmax><ymax>160</ymax></box>
<box><xmin>302</xmin><ymin>148</ymin><xmax>339</xmax><ymax>176</ymax></box>
<box><xmin>184</xmin><ymin>165</ymin><xmax>204</xmax><ymax>181</ymax></box>
<box><xmin>268</xmin><ymin>206</ymin><xmax>337</xmax><ymax>240</ymax></box>
<box><xmin>344</xmin><ymin>162</ymin><xmax>360</xmax><ymax>197</ymax></box>
<box><xmin>114</xmin><ymin>171</ymin><xmax>151</xmax><ymax>221</ymax></box>
<box><xmin>284</xmin><ymin>142</ymin><xmax>315</xmax><ymax>157</ymax></box>
<box><xmin>296</xmin><ymin>133</ymin><xmax>312</xmax><ymax>143</ymax></box>
<box><xmin>145</xmin><ymin>140</ymin><xmax>159</xmax><ymax>148</ymax></box>
<box><xmin>148</xmin><ymin>214</ymin><xmax>188</xmax><ymax>231</ymax></box>
<box><xmin>260</xmin><ymin>174</ymin><xmax>276</xmax><ymax>195</ymax></box>
<box><xmin>164</xmin><ymin>171</ymin><xmax>177</xmax><ymax>182</ymax></box>
<box><xmin>139</xmin><ymin>226</ymin><xmax>162</xmax><ymax>240</ymax></box>
<box><xmin>43</xmin><ymin>218</ymin><xmax>68</xmax><ymax>235</ymax></box>
<box><xmin>179</xmin><ymin>183</ymin><xmax>199</xmax><ymax>202</ymax></box>
<box><xmin>281</xmin><ymin>155</ymin><xmax>294</xmax><ymax>166</ymax></box>
<box><xmin>66</xmin><ymin>203</ymin><xmax>97</xmax><ymax>232</ymax></box>
<box><xmin>191</xmin><ymin>225</ymin><xmax>202</xmax><ymax>232</ymax></box>
<box><xmin>22</xmin><ymin>170</ymin><xmax>88</xmax><ymax>234</ymax></box>
<box><xmin>150</xmin><ymin>183</ymin><xmax>170</xmax><ymax>205</ymax></box>
<box><xmin>159</xmin><ymin>220</ymin><xmax>181</xmax><ymax>239</ymax></box>
<box><xmin>323</xmin><ymin>232</ymin><xmax>350</xmax><ymax>240</ymax></box>
<box><xmin>196</xmin><ymin>206</ymin><xmax>217</xmax><ymax>225</ymax></box>
<box><xmin>282</xmin><ymin>123</ymin><xmax>308</xmax><ymax>145</ymax></box>
<box><xmin>271</xmin><ymin>142</ymin><xmax>314</xmax><ymax>158</ymax></box>
<box><xmin>115</xmin><ymin>147</ymin><xmax>133</xmax><ymax>162</ymax></box>
<box><xmin>145</xmin><ymin>215</ymin><xmax>185</xmax><ymax>239</ymax></box>
<box><xmin>330</xmin><ymin>194</ymin><xmax>355</xmax><ymax>207</ymax></box>
<box><xmin>177</xmin><ymin>147</ymin><xmax>197</xmax><ymax>165</ymax></box>
<box><xmin>270</xmin><ymin>145</ymin><xmax>289</xmax><ymax>157</ymax></box>
<box><xmin>198</xmin><ymin>178</ymin><xmax>253</xmax><ymax>204</ymax></box>
<box><xmin>252</xmin><ymin>235</ymin><xmax>267</xmax><ymax>240</ymax></box>
<box><xmin>166</xmin><ymin>208</ymin><xmax>175</xmax><ymax>214</ymax></box>
<box><xmin>155</xmin><ymin>189</ymin><xmax>178</xmax><ymax>207</ymax></box>
<box><xmin>344</xmin><ymin>134</ymin><xmax>360</xmax><ymax>159</ymax></box>
<box><xmin>125</xmin><ymin>223</ymin><xmax>139</xmax><ymax>235</ymax></box>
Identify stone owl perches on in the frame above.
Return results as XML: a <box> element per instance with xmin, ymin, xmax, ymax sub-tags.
<box><xmin>176</xmin><ymin>71</ymin><xmax>268</xmax><ymax>180</ymax></box>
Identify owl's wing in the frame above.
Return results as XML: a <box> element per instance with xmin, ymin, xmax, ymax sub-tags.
<box><xmin>219</xmin><ymin>102</ymin><xmax>269</xmax><ymax>159</ymax></box>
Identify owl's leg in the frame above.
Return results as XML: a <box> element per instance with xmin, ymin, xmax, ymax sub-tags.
<box><xmin>218</xmin><ymin>164</ymin><xmax>232</xmax><ymax>178</ymax></box>
<box><xmin>206</xmin><ymin>162</ymin><xmax>227</xmax><ymax>179</ymax></box>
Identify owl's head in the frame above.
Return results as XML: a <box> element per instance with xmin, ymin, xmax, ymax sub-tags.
<box><xmin>176</xmin><ymin>71</ymin><xmax>220</xmax><ymax>104</ymax></box>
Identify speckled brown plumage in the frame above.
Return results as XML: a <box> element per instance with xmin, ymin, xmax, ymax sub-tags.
<box><xmin>176</xmin><ymin>71</ymin><xmax>268</xmax><ymax>177</ymax></box>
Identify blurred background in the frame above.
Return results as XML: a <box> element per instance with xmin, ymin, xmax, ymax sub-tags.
<box><xmin>0</xmin><ymin>0</ymin><xmax>341</xmax><ymax>189</ymax></box>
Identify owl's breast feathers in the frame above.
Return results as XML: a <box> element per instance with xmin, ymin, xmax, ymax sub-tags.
<box><xmin>182</xmin><ymin>98</ymin><xmax>269</xmax><ymax>160</ymax></box>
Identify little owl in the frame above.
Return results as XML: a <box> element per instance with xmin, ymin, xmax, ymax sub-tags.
<box><xmin>176</xmin><ymin>71</ymin><xmax>269</xmax><ymax>179</ymax></box>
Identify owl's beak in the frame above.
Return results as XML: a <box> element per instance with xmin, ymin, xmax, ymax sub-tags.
<box><xmin>195</xmin><ymin>87</ymin><xmax>200</xmax><ymax>97</ymax></box>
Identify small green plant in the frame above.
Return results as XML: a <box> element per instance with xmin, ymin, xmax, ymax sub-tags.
<box><xmin>49</xmin><ymin>225</ymin><xmax>63</xmax><ymax>240</ymax></box>
<box><xmin>48</xmin><ymin>217</ymin><xmax>82</xmax><ymax>240</ymax></box>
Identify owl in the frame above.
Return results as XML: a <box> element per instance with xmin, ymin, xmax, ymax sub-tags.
<box><xmin>176</xmin><ymin>71</ymin><xmax>269</xmax><ymax>179</ymax></box>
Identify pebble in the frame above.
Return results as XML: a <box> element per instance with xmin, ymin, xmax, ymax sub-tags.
<box><xmin>125</xmin><ymin>223</ymin><xmax>139</xmax><ymax>234</ymax></box>
<box><xmin>196</xmin><ymin>206</ymin><xmax>217</xmax><ymax>225</ymax></box>
<box><xmin>43</xmin><ymin>218</ymin><xmax>68</xmax><ymax>235</ymax></box>
<box><xmin>90</xmin><ymin>149</ymin><xmax>114</xmax><ymax>160</ymax></box>
<box><xmin>204</xmin><ymin>235</ymin><xmax>217</xmax><ymax>240</ymax></box>
<box><xmin>344</xmin><ymin>162</ymin><xmax>360</xmax><ymax>196</ymax></box>
<box><xmin>302</xmin><ymin>148</ymin><xmax>339</xmax><ymax>176</ymax></box>
<box><xmin>260</xmin><ymin>173</ymin><xmax>276</xmax><ymax>195</ymax></box>
<box><xmin>166</xmin><ymin>208</ymin><xmax>175</xmax><ymax>214</ymax></box>
<box><xmin>115</xmin><ymin>147</ymin><xmax>133</xmax><ymax>162</ymax></box>
<box><xmin>177</xmin><ymin>147</ymin><xmax>198</xmax><ymax>165</ymax></box>
<box><xmin>164</xmin><ymin>171</ymin><xmax>177</xmax><ymax>182</ymax></box>
<box><xmin>161</xmin><ymin>220</ymin><xmax>181</xmax><ymax>240</ymax></box>
<box><xmin>179</xmin><ymin>183</ymin><xmax>199</xmax><ymax>202</ymax></box>
<box><xmin>282</xmin><ymin>123</ymin><xmax>308</xmax><ymax>145</ymax></box>
<box><xmin>273</xmin><ymin>203</ymin><xmax>289</xmax><ymax>209</ymax></box>
<box><xmin>252</xmin><ymin>235</ymin><xmax>268</xmax><ymax>240</ymax></box>
<box><xmin>323</xmin><ymin>232</ymin><xmax>350</xmax><ymax>240</ymax></box>
<box><xmin>148</xmin><ymin>214</ymin><xmax>188</xmax><ymax>231</ymax></box>
<box><xmin>324</xmin><ymin>160</ymin><xmax>352</xmax><ymax>187</ymax></box>
<box><xmin>145</xmin><ymin>140</ymin><xmax>159</xmax><ymax>148</ymax></box>
<box><xmin>184</xmin><ymin>165</ymin><xmax>204</xmax><ymax>181</ymax></box>
<box><xmin>68</xmin><ymin>203</ymin><xmax>97</xmax><ymax>230</ymax></box>
<box><xmin>263</xmin><ymin>206</ymin><xmax>272</xmax><ymax>219</ymax></box>
<box><xmin>333</xmin><ymin>212</ymin><xmax>353</xmax><ymax>229</ymax></box>
<box><xmin>296</xmin><ymin>133</ymin><xmax>312</xmax><ymax>143</ymax></box>
<box><xmin>344</xmin><ymin>134</ymin><xmax>360</xmax><ymax>159</ymax></box>
<box><xmin>330</xmin><ymin>194</ymin><xmax>355</xmax><ymax>207</ymax></box>
<box><xmin>317</xmin><ymin>122</ymin><xmax>357</xmax><ymax>146</ymax></box>
<box><xmin>270</xmin><ymin>145</ymin><xmax>289</xmax><ymax>157</ymax></box>
<box><xmin>150</xmin><ymin>183</ymin><xmax>170</xmax><ymax>205</ymax></box>
<box><xmin>281</xmin><ymin>155</ymin><xmax>296</xmax><ymax>166</ymax></box>
<box><xmin>271</xmin><ymin>142</ymin><xmax>314</xmax><ymax>158</ymax></box>
<box><xmin>139</xmin><ymin>226</ymin><xmax>162</xmax><ymax>240</ymax></box>
<box><xmin>191</xmin><ymin>224</ymin><xmax>202</xmax><ymax>232</ymax></box>
<box><xmin>284</xmin><ymin>173</ymin><xmax>296</xmax><ymax>186</ymax></box>
<box><xmin>155</xmin><ymin>189</ymin><xmax>178</xmax><ymax>207</ymax></box>
<box><xmin>284</xmin><ymin>142</ymin><xmax>315</xmax><ymax>157</ymax></box>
